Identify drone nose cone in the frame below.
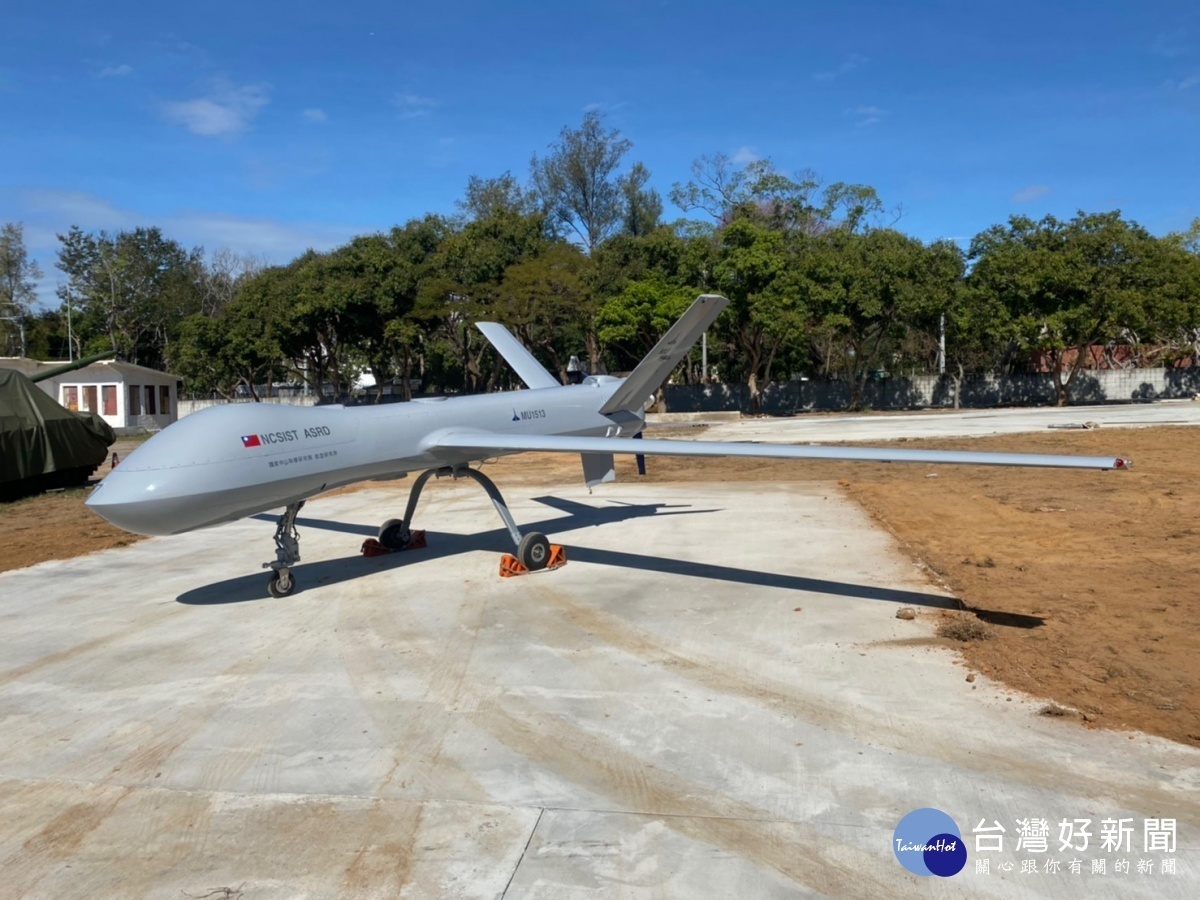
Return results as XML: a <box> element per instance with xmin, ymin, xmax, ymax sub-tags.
<box><xmin>86</xmin><ymin>469</ymin><xmax>176</xmax><ymax>536</ymax></box>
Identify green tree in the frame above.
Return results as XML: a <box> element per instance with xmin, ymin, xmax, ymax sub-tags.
<box><xmin>0</xmin><ymin>222</ymin><xmax>43</xmax><ymax>356</ymax></box>
<box><xmin>456</xmin><ymin>172</ymin><xmax>539</xmax><ymax>222</ymax></box>
<box><xmin>379</xmin><ymin>216</ymin><xmax>452</xmax><ymax>398</ymax></box>
<box><xmin>531</xmin><ymin>110</ymin><xmax>633</xmax><ymax>253</ymax></box>
<box><xmin>618</xmin><ymin>162</ymin><xmax>663</xmax><ymax>237</ymax></box>
<box><xmin>671</xmin><ymin>154</ymin><xmax>884</xmax><ymax>234</ymax></box>
<box><xmin>595</xmin><ymin>274</ymin><xmax>696</xmax><ymax>384</ymax></box>
<box><xmin>968</xmin><ymin>212</ymin><xmax>1172</xmax><ymax>405</ymax></box>
<box><xmin>24</xmin><ymin>309</ymin><xmax>72</xmax><ymax>360</ymax></box>
<box><xmin>419</xmin><ymin>210</ymin><xmax>547</xmax><ymax>391</ymax></box>
<box><xmin>807</xmin><ymin>229</ymin><xmax>948</xmax><ymax>409</ymax></box>
<box><xmin>1167</xmin><ymin>217</ymin><xmax>1200</xmax><ymax>255</ymax></box>
<box><xmin>199</xmin><ymin>248</ymin><xmax>265</xmax><ymax>317</ymax></box>
<box><xmin>55</xmin><ymin>226</ymin><xmax>204</xmax><ymax>369</ymax></box>
<box><xmin>711</xmin><ymin>217</ymin><xmax>809</xmax><ymax>410</ymax></box>
<box><xmin>496</xmin><ymin>243</ymin><xmax>593</xmax><ymax>383</ymax></box>
<box><xmin>173</xmin><ymin>301</ymin><xmax>286</xmax><ymax>400</ymax></box>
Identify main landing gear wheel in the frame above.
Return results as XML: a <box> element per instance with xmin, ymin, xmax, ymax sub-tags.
<box><xmin>517</xmin><ymin>532</ymin><xmax>551</xmax><ymax>571</ymax></box>
<box><xmin>390</xmin><ymin>466</ymin><xmax>564</xmax><ymax>575</ymax></box>
<box><xmin>378</xmin><ymin>518</ymin><xmax>411</xmax><ymax>551</ymax></box>
<box><xmin>268</xmin><ymin>569</ymin><xmax>295</xmax><ymax>598</ymax></box>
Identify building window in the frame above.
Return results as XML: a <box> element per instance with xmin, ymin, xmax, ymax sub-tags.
<box><xmin>63</xmin><ymin>385</ymin><xmax>79</xmax><ymax>410</ymax></box>
<box><xmin>159</xmin><ymin>385</ymin><xmax>170</xmax><ymax>416</ymax></box>
<box><xmin>128</xmin><ymin>385</ymin><xmax>141</xmax><ymax>416</ymax></box>
<box><xmin>145</xmin><ymin>385</ymin><xmax>157</xmax><ymax>415</ymax></box>
<box><xmin>102</xmin><ymin>385</ymin><xmax>117</xmax><ymax>416</ymax></box>
<box><xmin>83</xmin><ymin>385</ymin><xmax>98</xmax><ymax>413</ymax></box>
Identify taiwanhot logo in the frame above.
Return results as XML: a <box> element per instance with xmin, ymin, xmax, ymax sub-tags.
<box><xmin>893</xmin><ymin>808</ymin><xmax>966</xmax><ymax>877</ymax></box>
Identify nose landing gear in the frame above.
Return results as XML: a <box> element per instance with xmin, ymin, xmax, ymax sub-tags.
<box><xmin>263</xmin><ymin>500</ymin><xmax>303</xmax><ymax>597</ymax></box>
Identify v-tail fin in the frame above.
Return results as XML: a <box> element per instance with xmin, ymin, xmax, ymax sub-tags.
<box><xmin>598</xmin><ymin>294</ymin><xmax>728</xmax><ymax>415</ymax></box>
<box><xmin>476</xmin><ymin>322</ymin><xmax>560</xmax><ymax>390</ymax></box>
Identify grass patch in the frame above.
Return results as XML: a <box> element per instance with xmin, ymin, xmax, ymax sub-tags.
<box><xmin>1039</xmin><ymin>704</ymin><xmax>1072</xmax><ymax>718</ymax></box>
<box><xmin>936</xmin><ymin>616</ymin><xmax>996</xmax><ymax>643</ymax></box>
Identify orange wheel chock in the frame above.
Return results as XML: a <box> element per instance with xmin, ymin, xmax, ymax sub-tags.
<box><xmin>499</xmin><ymin>544</ymin><xmax>567</xmax><ymax>577</ymax></box>
<box><xmin>360</xmin><ymin>530</ymin><xmax>427</xmax><ymax>557</ymax></box>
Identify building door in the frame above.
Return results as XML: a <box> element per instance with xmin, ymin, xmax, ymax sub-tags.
<box><xmin>128</xmin><ymin>385</ymin><xmax>141</xmax><ymax>416</ymax></box>
<box><xmin>102</xmin><ymin>385</ymin><xmax>117</xmax><ymax>416</ymax></box>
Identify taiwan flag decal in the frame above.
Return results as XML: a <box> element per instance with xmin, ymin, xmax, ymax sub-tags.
<box><xmin>241</xmin><ymin>434</ymin><xmax>261</xmax><ymax>448</ymax></box>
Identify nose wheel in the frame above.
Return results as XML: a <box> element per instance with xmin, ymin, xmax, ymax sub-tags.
<box><xmin>263</xmin><ymin>501</ymin><xmax>303</xmax><ymax>597</ymax></box>
<box><xmin>267</xmin><ymin>568</ymin><xmax>295</xmax><ymax>597</ymax></box>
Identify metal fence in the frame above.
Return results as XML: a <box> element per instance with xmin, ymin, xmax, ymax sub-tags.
<box><xmin>663</xmin><ymin>369</ymin><xmax>1200</xmax><ymax>413</ymax></box>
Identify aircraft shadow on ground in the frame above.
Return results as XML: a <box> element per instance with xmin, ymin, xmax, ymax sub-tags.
<box><xmin>176</xmin><ymin>495</ymin><xmax>1004</xmax><ymax>621</ymax></box>
<box><xmin>180</xmin><ymin>497</ymin><xmax>711</xmax><ymax>605</ymax></box>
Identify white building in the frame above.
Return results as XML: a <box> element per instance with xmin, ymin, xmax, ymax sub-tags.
<box><xmin>0</xmin><ymin>358</ymin><xmax>180</xmax><ymax>433</ymax></box>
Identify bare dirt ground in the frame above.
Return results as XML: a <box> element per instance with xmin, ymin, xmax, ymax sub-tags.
<box><xmin>2</xmin><ymin>425</ymin><xmax>1197</xmax><ymax>747</ymax></box>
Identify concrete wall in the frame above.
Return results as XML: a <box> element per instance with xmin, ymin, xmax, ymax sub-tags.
<box><xmin>664</xmin><ymin>369</ymin><xmax>1200</xmax><ymax>413</ymax></box>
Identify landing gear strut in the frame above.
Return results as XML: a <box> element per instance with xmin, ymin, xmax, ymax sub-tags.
<box><xmin>385</xmin><ymin>466</ymin><xmax>554</xmax><ymax>571</ymax></box>
<box><xmin>264</xmin><ymin>501</ymin><xmax>303</xmax><ymax>596</ymax></box>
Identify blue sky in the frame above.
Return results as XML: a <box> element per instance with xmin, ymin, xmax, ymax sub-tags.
<box><xmin>2</xmin><ymin>0</ymin><xmax>1197</xmax><ymax>307</ymax></box>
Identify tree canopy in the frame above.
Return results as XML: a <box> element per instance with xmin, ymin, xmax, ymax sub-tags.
<box><xmin>7</xmin><ymin>119</ymin><xmax>1195</xmax><ymax>411</ymax></box>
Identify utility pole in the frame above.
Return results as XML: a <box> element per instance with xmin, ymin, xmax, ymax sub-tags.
<box><xmin>1</xmin><ymin>316</ymin><xmax>26</xmax><ymax>358</ymax></box>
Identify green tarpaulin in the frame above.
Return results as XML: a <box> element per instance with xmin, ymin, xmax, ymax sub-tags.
<box><xmin>0</xmin><ymin>368</ymin><xmax>115</xmax><ymax>496</ymax></box>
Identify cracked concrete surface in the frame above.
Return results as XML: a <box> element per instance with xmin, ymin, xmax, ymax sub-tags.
<box><xmin>1</xmin><ymin>474</ymin><xmax>1196</xmax><ymax>897</ymax></box>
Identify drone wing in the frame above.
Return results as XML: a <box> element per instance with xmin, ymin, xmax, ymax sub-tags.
<box><xmin>424</xmin><ymin>432</ymin><xmax>1131</xmax><ymax>470</ymax></box>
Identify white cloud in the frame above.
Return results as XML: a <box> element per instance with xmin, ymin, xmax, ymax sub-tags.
<box><xmin>815</xmin><ymin>53</ymin><xmax>868</xmax><ymax>82</ymax></box>
<box><xmin>20</xmin><ymin>190</ymin><xmax>360</xmax><ymax>259</ymax></box>
<box><xmin>169</xmin><ymin>210</ymin><xmax>361</xmax><ymax>258</ymax></box>
<box><xmin>19</xmin><ymin>190</ymin><xmax>137</xmax><ymax>238</ymax></box>
<box><xmin>1152</xmin><ymin>30</ymin><xmax>1189</xmax><ymax>58</ymax></box>
<box><xmin>394</xmin><ymin>92</ymin><xmax>437</xmax><ymax>119</ymax></box>
<box><xmin>302</xmin><ymin>107</ymin><xmax>328</xmax><ymax>123</ymax></box>
<box><xmin>844</xmin><ymin>105</ymin><xmax>885</xmax><ymax>127</ymax></box>
<box><xmin>162</xmin><ymin>81</ymin><xmax>270</xmax><ymax>137</ymax></box>
<box><xmin>1180</xmin><ymin>74</ymin><xmax>1200</xmax><ymax>91</ymax></box>
<box><xmin>582</xmin><ymin>100</ymin><xmax>628</xmax><ymax>114</ymax></box>
<box><xmin>1011</xmin><ymin>184</ymin><xmax>1051</xmax><ymax>203</ymax></box>
<box><xmin>13</xmin><ymin>189</ymin><xmax>365</xmax><ymax>307</ymax></box>
<box><xmin>731</xmin><ymin>146</ymin><xmax>760</xmax><ymax>165</ymax></box>
<box><xmin>99</xmin><ymin>64</ymin><xmax>133</xmax><ymax>78</ymax></box>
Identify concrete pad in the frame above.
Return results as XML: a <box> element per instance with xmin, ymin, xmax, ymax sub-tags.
<box><xmin>692</xmin><ymin>402</ymin><xmax>1200</xmax><ymax>444</ymax></box>
<box><xmin>1</xmin><ymin>479</ymin><xmax>1197</xmax><ymax>897</ymax></box>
